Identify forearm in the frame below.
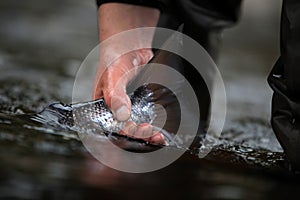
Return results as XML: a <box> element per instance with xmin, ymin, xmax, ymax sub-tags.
<box><xmin>98</xmin><ymin>3</ymin><xmax>160</xmax><ymax>42</ymax></box>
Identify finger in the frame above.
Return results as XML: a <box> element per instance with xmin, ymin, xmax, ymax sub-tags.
<box><xmin>104</xmin><ymin>87</ymin><xmax>132</xmax><ymax>121</ymax></box>
<box><xmin>119</xmin><ymin>121</ymin><xmax>137</xmax><ymax>136</ymax></box>
<box><xmin>119</xmin><ymin>122</ymin><xmax>166</xmax><ymax>145</ymax></box>
<box><xmin>134</xmin><ymin>123</ymin><xmax>153</xmax><ymax>138</ymax></box>
<box><xmin>102</xmin><ymin>62</ymin><xmax>133</xmax><ymax>121</ymax></box>
<box><xmin>148</xmin><ymin>131</ymin><xmax>165</xmax><ymax>145</ymax></box>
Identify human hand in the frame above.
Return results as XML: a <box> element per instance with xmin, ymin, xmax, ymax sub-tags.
<box><xmin>93</xmin><ymin>49</ymin><xmax>165</xmax><ymax>144</ymax></box>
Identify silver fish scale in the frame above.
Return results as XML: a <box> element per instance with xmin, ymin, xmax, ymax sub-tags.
<box><xmin>71</xmin><ymin>86</ymin><xmax>156</xmax><ymax>134</ymax></box>
<box><xmin>129</xmin><ymin>91</ymin><xmax>155</xmax><ymax>124</ymax></box>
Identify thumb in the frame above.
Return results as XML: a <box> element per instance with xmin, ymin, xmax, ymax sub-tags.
<box><xmin>102</xmin><ymin>60</ymin><xmax>134</xmax><ymax>121</ymax></box>
<box><xmin>104</xmin><ymin>86</ymin><xmax>132</xmax><ymax>121</ymax></box>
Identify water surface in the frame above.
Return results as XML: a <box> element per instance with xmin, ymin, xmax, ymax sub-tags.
<box><xmin>1</xmin><ymin>0</ymin><xmax>300</xmax><ymax>199</ymax></box>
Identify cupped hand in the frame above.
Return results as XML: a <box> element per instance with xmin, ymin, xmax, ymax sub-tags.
<box><xmin>93</xmin><ymin>49</ymin><xmax>165</xmax><ymax>144</ymax></box>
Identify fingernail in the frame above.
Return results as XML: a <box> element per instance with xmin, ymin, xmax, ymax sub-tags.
<box><xmin>115</xmin><ymin>106</ymin><xmax>130</xmax><ymax>121</ymax></box>
<box><xmin>150</xmin><ymin>133</ymin><xmax>166</xmax><ymax>145</ymax></box>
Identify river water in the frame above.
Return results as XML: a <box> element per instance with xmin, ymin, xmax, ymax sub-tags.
<box><xmin>1</xmin><ymin>0</ymin><xmax>300</xmax><ymax>199</ymax></box>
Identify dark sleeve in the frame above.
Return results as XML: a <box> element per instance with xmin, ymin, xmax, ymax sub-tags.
<box><xmin>96</xmin><ymin>0</ymin><xmax>166</xmax><ymax>11</ymax></box>
<box><xmin>96</xmin><ymin>0</ymin><xmax>242</xmax><ymax>29</ymax></box>
<box><xmin>177</xmin><ymin>0</ymin><xmax>242</xmax><ymax>29</ymax></box>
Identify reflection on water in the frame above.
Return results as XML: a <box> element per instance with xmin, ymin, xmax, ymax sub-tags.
<box><xmin>0</xmin><ymin>111</ymin><xmax>299</xmax><ymax>199</ymax></box>
<box><xmin>1</xmin><ymin>0</ymin><xmax>300</xmax><ymax>199</ymax></box>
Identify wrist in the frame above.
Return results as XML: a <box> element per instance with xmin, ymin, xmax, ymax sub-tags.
<box><xmin>98</xmin><ymin>3</ymin><xmax>160</xmax><ymax>41</ymax></box>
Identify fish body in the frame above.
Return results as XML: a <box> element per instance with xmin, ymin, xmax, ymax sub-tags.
<box><xmin>37</xmin><ymin>84</ymin><xmax>154</xmax><ymax>129</ymax></box>
<box><xmin>33</xmin><ymin>84</ymin><xmax>176</xmax><ymax>148</ymax></box>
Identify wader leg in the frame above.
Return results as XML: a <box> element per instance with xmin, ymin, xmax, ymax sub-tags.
<box><xmin>268</xmin><ymin>0</ymin><xmax>300</xmax><ymax>170</ymax></box>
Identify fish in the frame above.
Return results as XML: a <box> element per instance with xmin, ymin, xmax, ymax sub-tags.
<box><xmin>32</xmin><ymin>84</ymin><xmax>181</xmax><ymax>152</ymax></box>
<box><xmin>32</xmin><ymin>46</ymin><xmax>198</xmax><ymax>152</ymax></box>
